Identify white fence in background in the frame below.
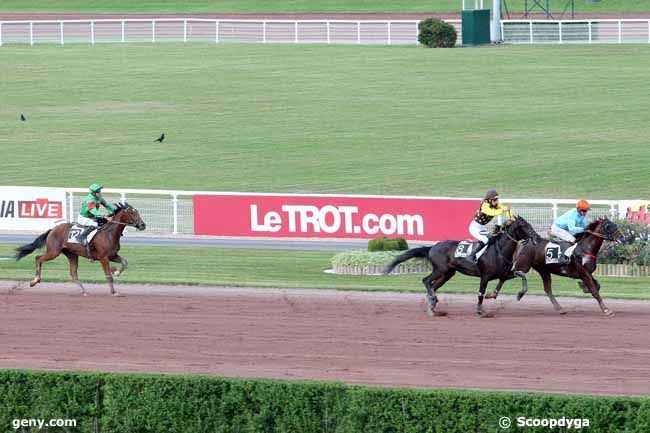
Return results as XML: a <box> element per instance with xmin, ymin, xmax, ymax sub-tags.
<box><xmin>502</xmin><ymin>19</ymin><xmax>650</xmax><ymax>44</ymax></box>
<box><xmin>0</xmin><ymin>18</ymin><xmax>446</xmax><ymax>46</ymax></box>
<box><xmin>1</xmin><ymin>18</ymin><xmax>649</xmax><ymax>46</ymax></box>
<box><xmin>59</xmin><ymin>188</ymin><xmax>624</xmax><ymax>236</ymax></box>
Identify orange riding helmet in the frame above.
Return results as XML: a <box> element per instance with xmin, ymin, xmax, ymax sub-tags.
<box><xmin>576</xmin><ymin>199</ymin><xmax>591</xmax><ymax>210</ymax></box>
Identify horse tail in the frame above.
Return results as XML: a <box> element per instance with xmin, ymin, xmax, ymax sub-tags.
<box><xmin>383</xmin><ymin>246</ymin><xmax>432</xmax><ymax>274</ymax></box>
<box><xmin>15</xmin><ymin>230</ymin><xmax>51</xmax><ymax>261</ymax></box>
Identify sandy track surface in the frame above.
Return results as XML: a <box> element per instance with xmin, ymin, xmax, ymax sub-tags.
<box><xmin>1</xmin><ymin>280</ymin><xmax>648</xmax><ymax>396</ymax></box>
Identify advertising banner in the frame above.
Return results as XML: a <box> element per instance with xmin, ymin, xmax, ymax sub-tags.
<box><xmin>0</xmin><ymin>186</ymin><xmax>67</xmax><ymax>231</ymax></box>
<box><xmin>194</xmin><ymin>193</ymin><xmax>479</xmax><ymax>241</ymax></box>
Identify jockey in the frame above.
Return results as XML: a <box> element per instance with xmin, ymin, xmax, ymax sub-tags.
<box><xmin>550</xmin><ymin>199</ymin><xmax>590</xmax><ymax>264</ymax></box>
<box><xmin>77</xmin><ymin>183</ymin><xmax>114</xmax><ymax>251</ymax></box>
<box><xmin>467</xmin><ymin>189</ymin><xmax>513</xmax><ymax>263</ymax></box>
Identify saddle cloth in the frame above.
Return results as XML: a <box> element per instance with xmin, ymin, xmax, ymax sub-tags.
<box><xmin>454</xmin><ymin>240</ymin><xmax>482</xmax><ymax>258</ymax></box>
<box><xmin>67</xmin><ymin>224</ymin><xmax>99</xmax><ymax>244</ymax></box>
<box><xmin>545</xmin><ymin>241</ymin><xmax>576</xmax><ymax>264</ymax></box>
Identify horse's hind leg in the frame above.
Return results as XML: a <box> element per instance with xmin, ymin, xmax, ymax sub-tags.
<box><xmin>110</xmin><ymin>255</ymin><xmax>128</xmax><ymax>277</ymax></box>
<box><xmin>62</xmin><ymin>250</ymin><xmax>87</xmax><ymax>296</ymax></box>
<box><xmin>30</xmin><ymin>245</ymin><xmax>62</xmax><ymax>287</ymax></box>
<box><xmin>476</xmin><ymin>277</ymin><xmax>490</xmax><ymax>315</ymax></box>
<box><xmin>424</xmin><ymin>271</ymin><xmax>454</xmax><ymax>316</ymax></box>
<box><xmin>540</xmin><ymin>271</ymin><xmax>564</xmax><ymax>314</ymax></box>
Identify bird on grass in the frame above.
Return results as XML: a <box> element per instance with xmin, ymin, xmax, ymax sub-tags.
<box><xmin>20</xmin><ymin>114</ymin><xmax>26</xmax><ymax>121</ymax></box>
<box><xmin>154</xmin><ymin>133</ymin><xmax>165</xmax><ymax>143</ymax></box>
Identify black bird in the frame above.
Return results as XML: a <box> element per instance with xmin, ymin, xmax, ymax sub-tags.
<box><xmin>20</xmin><ymin>114</ymin><xmax>26</xmax><ymax>121</ymax></box>
<box><xmin>154</xmin><ymin>133</ymin><xmax>165</xmax><ymax>143</ymax></box>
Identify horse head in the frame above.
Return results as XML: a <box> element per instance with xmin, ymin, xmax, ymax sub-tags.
<box><xmin>113</xmin><ymin>202</ymin><xmax>146</xmax><ymax>231</ymax></box>
<box><xmin>502</xmin><ymin>215</ymin><xmax>540</xmax><ymax>244</ymax></box>
<box><xmin>586</xmin><ymin>217</ymin><xmax>625</xmax><ymax>244</ymax></box>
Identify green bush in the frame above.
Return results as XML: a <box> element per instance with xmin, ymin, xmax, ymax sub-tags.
<box><xmin>1</xmin><ymin>370</ymin><xmax>649</xmax><ymax>433</ymax></box>
<box><xmin>368</xmin><ymin>237</ymin><xmax>408</xmax><ymax>252</ymax></box>
<box><xmin>599</xmin><ymin>221</ymin><xmax>650</xmax><ymax>265</ymax></box>
<box><xmin>418</xmin><ymin>17</ymin><xmax>457</xmax><ymax>48</ymax></box>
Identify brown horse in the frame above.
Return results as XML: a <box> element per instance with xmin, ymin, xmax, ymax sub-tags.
<box><xmin>508</xmin><ymin>217</ymin><xmax>624</xmax><ymax>316</ymax></box>
<box><xmin>15</xmin><ymin>202</ymin><xmax>146</xmax><ymax>296</ymax></box>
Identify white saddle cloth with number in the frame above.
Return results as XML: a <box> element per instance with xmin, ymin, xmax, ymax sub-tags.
<box><xmin>67</xmin><ymin>224</ymin><xmax>99</xmax><ymax>244</ymax></box>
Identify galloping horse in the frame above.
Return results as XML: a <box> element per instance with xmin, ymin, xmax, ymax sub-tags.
<box><xmin>384</xmin><ymin>216</ymin><xmax>539</xmax><ymax>316</ymax></box>
<box><xmin>15</xmin><ymin>202</ymin><xmax>146</xmax><ymax>296</ymax></box>
<box><xmin>512</xmin><ymin>217</ymin><xmax>624</xmax><ymax>316</ymax></box>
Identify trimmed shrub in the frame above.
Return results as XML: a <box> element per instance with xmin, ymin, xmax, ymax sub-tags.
<box><xmin>599</xmin><ymin>221</ymin><xmax>650</xmax><ymax>266</ymax></box>
<box><xmin>0</xmin><ymin>370</ymin><xmax>649</xmax><ymax>433</ymax></box>
<box><xmin>418</xmin><ymin>17</ymin><xmax>457</xmax><ymax>48</ymax></box>
<box><xmin>368</xmin><ymin>237</ymin><xmax>408</xmax><ymax>252</ymax></box>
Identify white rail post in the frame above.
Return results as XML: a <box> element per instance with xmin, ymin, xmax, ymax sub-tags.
<box><xmin>183</xmin><ymin>19</ymin><xmax>187</xmax><ymax>42</ymax></box>
<box><xmin>121</xmin><ymin>19</ymin><xmax>125</xmax><ymax>42</ymax></box>
<box><xmin>500</xmin><ymin>20</ymin><xmax>504</xmax><ymax>42</ymax></box>
<box><xmin>588</xmin><ymin>21</ymin><xmax>592</xmax><ymax>43</ymax></box>
<box><xmin>263</xmin><ymin>21</ymin><xmax>267</xmax><ymax>43</ymax></box>
<box><xmin>294</xmin><ymin>21</ymin><xmax>298</xmax><ymax>43</ymax></box>
<box><xmin>414</xmin><ymin>21</ymin><xmax>418</xmax><ymax>44</ymax></box>
<box><xmin>326</xmin><ymin>21</ymin><xmax>330</xmax><ymax>44</ymax></box>
<box><xmin>357</xmin><ymin>21</ymin><xmax>361</xmax><ymax>44</ymax></box>
<box><xmin>120</xmin><ymin>193</ymin><xmax>126</xmax><ymax>204</ymax></box>
<box><xmin>0</xmin><ymin>23</ymin><xmax>2</xmax><ymax>46</ymax></box>
<box><xmin>60</xmin><ymin>21</ymin><xmax>64</xmax><ymax>45</ymax></box>
<box><xmin>558</xmin><ymin>21</ymin><xmax>563</xmax><ymax>44</ymax></box>
<box><xmin>648</xmin><ymin>20</ymin><xmax>650</xmax><ymax>44</ymax></box>
<box><xmin>68</xmin><ymin>192</ymin><xmax>75</xmax><ymax>223</ymax></box>
<box><xmin>172</xmin><ymin>195</ymin><xmax>179</xmax><ymax>234</ymax></box>
<box><xmin>91</xmin><ymin>21</ymin><xmax>95</xmax><ymax>44</ymax></box>
<box><xmin>610</xmin><ymin>204</ymin><xmax>617</xmax><ymax>220</ymax></box>
<box><xmin>387</xmin><ymin>22</ymin><xmax>391</xmax><ymax>45</ymax></box>
<box><xmin>152</xmin><ymin>19</ymin><xmax>156</xmax><ymax>43</ymax></box>
<box><xmin>529</xmin><ymin>21</ymin><xmax>534</xmax><ymax>44</ymax></box>
<box><xmin>30</xmin><ymin>21</ymin><xmax>34</xmax><ymax>46</ymax></box>
<box><xmin>215</xmin><ymin>20</ymin><xmax>219</xmax><ymax>43</ymax></box>
<box><xmin>552</xmin><ymin>203</ymin><xmax>558</xmax><ymax>220</ymax></box>
<box><xmin>618</xmin><ymin>20</ymin><xmax>622</xmax><ymax>43</ymax></box>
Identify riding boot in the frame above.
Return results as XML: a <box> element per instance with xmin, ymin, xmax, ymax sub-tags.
<box><xmin>78</xmin><ymin>226</ymin><xmax>95</xmax><ymax>260</ymax></box>
<box><xmin>468</xmin><ymin>241</ymin><xmax>485</xmax><ymax>264</ymax></box>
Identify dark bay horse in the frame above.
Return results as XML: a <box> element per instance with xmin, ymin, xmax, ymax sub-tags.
<box><xmin>15</xmin><ymin>202</ymin><xmax>146</xmax><ymax>296</ymax></box>
<box><xmin>512</xmin><ymin>217</ymin><xmax>624</xmax><ymax>316</ymax></box>
<box><xmin>384</xmin><ymin>216</ymin><xmax>539</xmax><ymax>316</ymax></box>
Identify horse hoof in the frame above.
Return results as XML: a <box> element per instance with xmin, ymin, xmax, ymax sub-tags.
<box><xmin>516</xmin><ymin>292</ymin><xmax>525</xmax><ymax>301</ymax></box>
<box><xmin>112</xmin><ymin>270</ymin><xmax>121</xmax><ymax>277</ymax></box>
<box><xmin>485</xmin><ymin>292</ymin><xmax>496</xmax><ymax>300</ymax></box>
<box><xmin>558</xmin><ymin>309</ymin><xmax>567</xmax><ymax>315</ymax></box>
<box><xmin>29</xmin><ymin>278</ymin><xmax>39</xmax><ymax>287</ymax></box>
<box><xmin>426</xmin><ymin>309</ymin><xmax>434</xmax><ymax>317</ymax></box>
<box><xmin>112</xmin><ymin>292</ymin><xmax>125</xmax><ymax>297</ymax></box>
<box><xmin>604</xmin><ymin>309</ymin><xmax>615</xmax><ymax>317</ymax></box>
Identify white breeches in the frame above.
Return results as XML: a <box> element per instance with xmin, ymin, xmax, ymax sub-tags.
<box><xmin>550</xmin><ymin>224</ymin><xmax>576</xmax><ymax>243</ymax></box>
<box><xmin>77</xmin><ymin>215</ymin><xmax>98</xmax><ymax>227</ymax></box>
<box><xmin>469</xmin><ymin>220</ymin><xmax>489</xmax><ymax>243</ymax></box>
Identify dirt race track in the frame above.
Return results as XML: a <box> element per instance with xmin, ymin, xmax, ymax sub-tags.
<box><xmin>1</xmin><ymin>280</ymin><xmax>649</xmax><ymax>396</ymax></box>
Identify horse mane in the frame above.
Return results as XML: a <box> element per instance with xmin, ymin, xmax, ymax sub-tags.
<box><xmin>113</xmin><ymin>202</ymin><xmax>131</xmax><ymax>215</ymax></box>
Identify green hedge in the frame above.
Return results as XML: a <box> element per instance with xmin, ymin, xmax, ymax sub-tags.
<box><xmin>1</xmin><ymin>370</ymin><xmax>649</xmax><ymax>433</ymax></box>
<box><xmin>368</xmin><ymin>237</ymin><xmax>408</xmax><ymax>252</ymax></box>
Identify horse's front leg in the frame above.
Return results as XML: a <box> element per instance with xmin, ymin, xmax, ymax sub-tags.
<box><xmin>110</xmin><ymin>255</ymin><xmax>128</xmax><ymax>277</ymax></box>
<box><xmin>578</xmin><ymin>269</ymin><xmax>612</xmax><ymax>316</ymax></box>
<box><xmin>476</xmin><ymin>277</ymin><xmax>489</xmax><ymax>316</ymax></box>
<box><xmin>100</xmin><ymin>258</ymin><xmax>123</xmax><ymax>297</ymax></box>
<box><xmin>485</xmin><ymin>278</ymin><xmax>506</xmax><ymax>299</ymax></box>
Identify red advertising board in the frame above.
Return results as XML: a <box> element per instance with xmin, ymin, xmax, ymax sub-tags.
<box><xmin>193</xmin><ymin>194</ymin><xmax>479</xmax><ymax>241</ymax></box>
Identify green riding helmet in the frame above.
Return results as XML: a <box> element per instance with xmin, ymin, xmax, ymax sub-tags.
<box><xmin>89</xmin><ymin>183</ymin><xmax>103</xmax><ymax>193</ymax></box>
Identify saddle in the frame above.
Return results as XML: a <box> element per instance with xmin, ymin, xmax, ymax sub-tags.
<box><xmin>67</xmin><ymin>224</ymin><xmax>99</xmax><ymax>245</ymax></box>
<box><xmin>545</xmin><ymin>238</ymin><xmax>575</xmax><ymax>264</ymax></box>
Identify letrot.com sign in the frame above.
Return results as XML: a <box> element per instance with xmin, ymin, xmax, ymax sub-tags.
<box><xmin>193</xmin><ymin>194</ymin><xmax>478</xmax><ymax>241</ymax></box>
<box><xmin>0</xmin><ymin>186</ymin><xmax>66</xmax><ymax>231</ymax></box>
